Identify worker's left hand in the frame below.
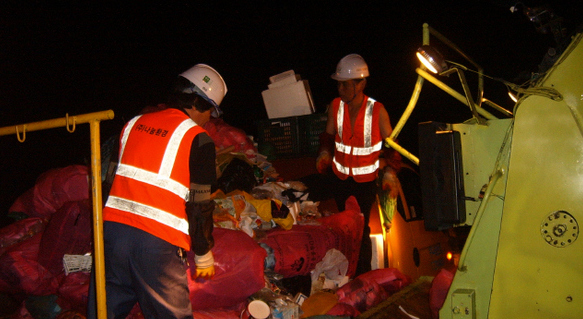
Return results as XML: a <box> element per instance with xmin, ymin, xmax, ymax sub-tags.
<box><xmin>382</xmin><ymin>166</ymin><xmax>399</xmax><ymax>198</ymax></box>
<box><xmin>195</xmin><ymin>265</ymin><xmax>215</xmax><ymax>279</ymax></box>
<box><xmin>194</xmin><ymin>251</ymin><xmax>215</xmax><ymax>280</ymax></box>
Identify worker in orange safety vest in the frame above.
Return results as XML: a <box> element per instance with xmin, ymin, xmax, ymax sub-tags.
<box><xmin>317</xmin><ymin>54</ymin><xmax>400</xmax><ymax>277</ymax></box>
<box><xmin>87</xmin><ymin>64</ymin><xmax>227</xmax><ymax>319</ymax></box>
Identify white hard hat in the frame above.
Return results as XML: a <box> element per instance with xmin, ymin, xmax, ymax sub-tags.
<box><xmin>331</xmin><ymin>54</ymin><xmax>369</xmax><ymax>81</ymax></box>
<box><xmin>180</xmin><ymin>64</ymin><xmax>228</xmax><ymax>116</ymax></box>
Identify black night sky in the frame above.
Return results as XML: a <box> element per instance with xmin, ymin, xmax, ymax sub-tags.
<box><xmin>1</xmin><ymin>1</ymin><xmax>581</xmax><ymax>218</ymax></box>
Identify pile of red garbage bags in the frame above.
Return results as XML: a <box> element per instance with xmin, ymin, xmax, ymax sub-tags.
<box><xmin>0</xmin><ymin>165</ymin><xmax>417</xmax><ymax>318</ymax></box>
<box><xmin>0</xmin><ymin>165</ymin><xmax>266</xmax><ymax>318</ymax></box>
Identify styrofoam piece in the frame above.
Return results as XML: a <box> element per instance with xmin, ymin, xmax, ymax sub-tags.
<box><xmin>268</xmin><ymin>74</ymin><xmax>301</xmax><ymax>89</ymax></box>
<box><xmin>269</xmin><ymin>69</ymin><xmax>296</xmax><ymax>83</ymax></box>
<box><xmin>261</xmin><ymin>80</ymin><xmax>315</xmax><ymax>119</ymax></box>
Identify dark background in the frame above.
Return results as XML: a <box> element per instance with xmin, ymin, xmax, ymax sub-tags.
<box><xmin>1</xmin><ymin>0</ymin><xmax>581</xmax><ymax>218</ymax></box>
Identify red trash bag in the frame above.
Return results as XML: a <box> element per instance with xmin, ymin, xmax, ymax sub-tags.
<box><xmin>204</xmin><ymin>118</ymin><xmax>257</xmax><ymax>158</ymax></box>
<box><xmin>9</xmin><ymin>165</ymin><xmax>90</xmax><ymax>219</ymax></box>
<box><xmin>192</xmin><ymin>303</ymin><xmax>246</xmax><ymax>319</ymax></box>
<box><xmin>366</xmin><ymin>267</ymin><xmax>412</xmax><ymax>296</ymax></box>
<box><xmin>0</xmin><ymin>217</ymin><xmax>46</xmax><ymax>256</ymax></box>
<box><xmin>0</xmin><ymin>232</ymin><xmax>59</xmax><ymax>295</ymax></box>
<box><xmin>260</xmin><ymin>224</ymin><xmax>337</xmax><ymax>278</ymax></box>
<box><xmin>56</xmin><ymin>271</ymin><xmax>91</xmax><ymax>315</ymax></box>
<box><xmin>317</xmin><ymin>196</ymin><xmax>364</xmax><ymax>278</ymax></box>
<box><xmin>261</xmin><ymin>196</ymin><xmax>364</xmax><ymax>278</ymax></box>
<box><xmin>335</xmin><ymin>268</ymin><xmax>412</xmax><ymax>314</ymax></box>
<box><xmin>187</xmin><ymin>228</ymin><xmax>266</xmax><ymax>310</ymax></box>
<box><xmin>326</xmin><ymin>302</ymin><xmax>360</xmax><ymax>317</ymax></box>
<box><xmin>335</xmin><ymin>276</ymin><xmax>387</xmax><ymax>314</ymax></box>
<box><xmin>37</xmin><ymin>200</ymin><xmax>93</xmax><ymax>276</ymax></box>
<box><xmin>429</xmin><ymin>267</ymin><xmax>456</xmax><ymax>319</ymax></box>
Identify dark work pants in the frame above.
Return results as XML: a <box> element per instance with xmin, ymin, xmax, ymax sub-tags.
<box><xmin>332</xmin><ymin>176</ymin><xmax>376</xmax><ymax>278</ymax></box>
<box><xmin>87</xmin><ymin>221</ymin><xmax>193</xmax><ymax>319</ymax></box>
<box><xmin>301</xmin><ymin>171</ymin><xmax>377</xmax><ymax>277</ymax></box>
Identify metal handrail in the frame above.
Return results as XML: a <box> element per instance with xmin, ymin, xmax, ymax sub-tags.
<box><xmin>0</xmin><ymin>109</ymin><xmax>114</xmax><ymax>319</ymax></box>
<box><xmin>457</xmin><ymin>168</ymin><xmax>505</xmax><ymax>272</ymax></box>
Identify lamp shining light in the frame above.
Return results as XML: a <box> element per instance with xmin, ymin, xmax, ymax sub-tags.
<box><xmin>416</xmin><ymin>45</ymin><xmax>447</xmax><ymax>74</ymax></box>
<box><xmin>508</xmin><ymin>91</ymin><xmax>518</xmax><ymax>103</ymax></box>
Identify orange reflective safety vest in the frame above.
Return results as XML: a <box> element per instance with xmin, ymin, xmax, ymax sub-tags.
<box><xmin>331</xmin><ymin>96</ymin><xmax>383</xmax><ymax>183</ymax></box>
<box><xmin>103</xmin><ymin>108</ymin><xmax>206</xmax><ymax>250</ymax></box>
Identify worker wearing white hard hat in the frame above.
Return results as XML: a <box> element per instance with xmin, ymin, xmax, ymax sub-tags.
<box><xmin>330</xmin><ymin>53</ymin><xmax>370</xmax><ymax>81</ymax></box>
<box><xmin>317</xmin><ymin>53</ymin><xmax>401</xmax><ymax>278</ymax></box>
<box><xmin>180</xmin><ymin>63</ymin><xmax>228</xmax><ymax>118</ymax></box>
<box><xmin>88</xmin><ymin>63</ymin><xmax>227</xmax><ymax>318</ymax></box>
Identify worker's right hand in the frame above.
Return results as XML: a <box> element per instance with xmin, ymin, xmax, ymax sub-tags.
<box><xmin>316</xmin><ymin>151</ymin><xmax>332</xmax><ymax>174</ymax></box>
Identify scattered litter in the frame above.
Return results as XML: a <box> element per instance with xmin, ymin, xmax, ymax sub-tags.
<box><xmin>399</xmin><ymin>305</ymin><xmax>420</xmax><ymax>319</ymax></box>
<box><xmin>63</xmin><ymin>254</ymin><xmax>92</xmax><ymax>275</ymax></box>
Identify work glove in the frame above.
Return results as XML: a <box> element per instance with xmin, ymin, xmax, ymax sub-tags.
<box><xmin>186</xmin><ymin>200</ymin><xmax>216</xmax><ymax>279</ymax></box>
<box><xmin>316</xmin><ymin>151</ymin><xmax>332</xmax><ymax>174</ymax></box>
<box><xmin>382</xmin><ymin>166</ymin><xmax>399</xmax><ymax>198</ymax></box>
<box><xmin>195</xmin><ymin>251</ymin><xmax>215</xmax><ymax>279</ymax></box>
<box><xmin>317</xmin><ymin>132</ymin><xmax>335</xmax><ymax>174</ymax></box>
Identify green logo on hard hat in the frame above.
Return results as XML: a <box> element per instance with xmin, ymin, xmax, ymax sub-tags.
<box><xmin>203</xmin><ymin>76</ymin><xmax>211</xmax><ymax>83</ymax></box>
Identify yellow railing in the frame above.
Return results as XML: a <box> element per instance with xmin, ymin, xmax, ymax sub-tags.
<box><xmin>0</xmin><ymin>110</ymin><xmax>114</xmax><ymax>319</ymax></box>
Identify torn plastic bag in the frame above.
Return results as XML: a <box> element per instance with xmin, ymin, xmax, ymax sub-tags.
<box><xmin>310</xmin><ymin>249</ymin><xmax>349</xmax><ymax>293</ymax></box>
<box><xmin>216</xmin><ymin>158</ymin><xmax>257</xmax><ymax>194</ymax></box>
<box><xmin>248</xmin><ymin>198</ymin><xmax>293</xmax><ymax>230</ymax></box>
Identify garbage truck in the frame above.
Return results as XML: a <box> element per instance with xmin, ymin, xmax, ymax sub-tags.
<box><xmin>385</xmin><ymin>11</ymin><xmax>583</xmax><ymax>319</ymax></box>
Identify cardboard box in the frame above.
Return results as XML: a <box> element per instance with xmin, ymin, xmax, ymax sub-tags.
<box><xmin>262</xmin><ymin>80</ymin><xmax>315</xmax><ymax>119</ymax></box>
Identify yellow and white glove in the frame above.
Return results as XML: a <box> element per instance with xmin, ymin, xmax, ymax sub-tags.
<box><xmin>194</xmin><ymin>250</ymin><xmax>215</xmax><ymax>279</ymax></box>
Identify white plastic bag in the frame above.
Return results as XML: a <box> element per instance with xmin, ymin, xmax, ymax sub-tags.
<box><xmin>310</xmin><ymin>249</ymin><xmax>349</xmax><ymax>293</ymax></box>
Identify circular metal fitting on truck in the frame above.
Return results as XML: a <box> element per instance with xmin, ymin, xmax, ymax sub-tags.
<box><xmin>540</xmin><ymin>211</ymin><xmax>579</xmax><ymax>247</ymax></box>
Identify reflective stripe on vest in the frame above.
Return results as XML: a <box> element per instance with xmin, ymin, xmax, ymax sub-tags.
<box><xmin>105</xmin><ymin>113</ymin><xmax>197</xmax><ymax>236</ymax></box>
<box><xmin>333</xmin><ymin>155</ymin><xmax>380</xmax><ymax>176</ymax></box>
<box><xmin>106</xmin><ymin>195</ymin><xmax>189</xmax><ymax>234</ymax></box>
<box><xmin>334</xmin><ymin>97</ymin><xmax>381</xmax><ymax>178</ymax></box>
<box><xmin>116</xmin><ymin>117</ymin><xmax>194</xmax><ymax>201</ymax></box>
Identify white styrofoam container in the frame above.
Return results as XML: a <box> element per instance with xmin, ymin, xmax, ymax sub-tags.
<box><xmin>267</xmin><ymin>74</ymin><xmax>301</xmax><ymax>89</ymax></box>
<box><xmin>269</xmin><ymin>69</ymin><xmax>296</xmax><ymax>83</ymax></box>
<box><xmin>261</xmin><ymin>80</ymin><xmax>315</xmax><ymax>119</ymax></box>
